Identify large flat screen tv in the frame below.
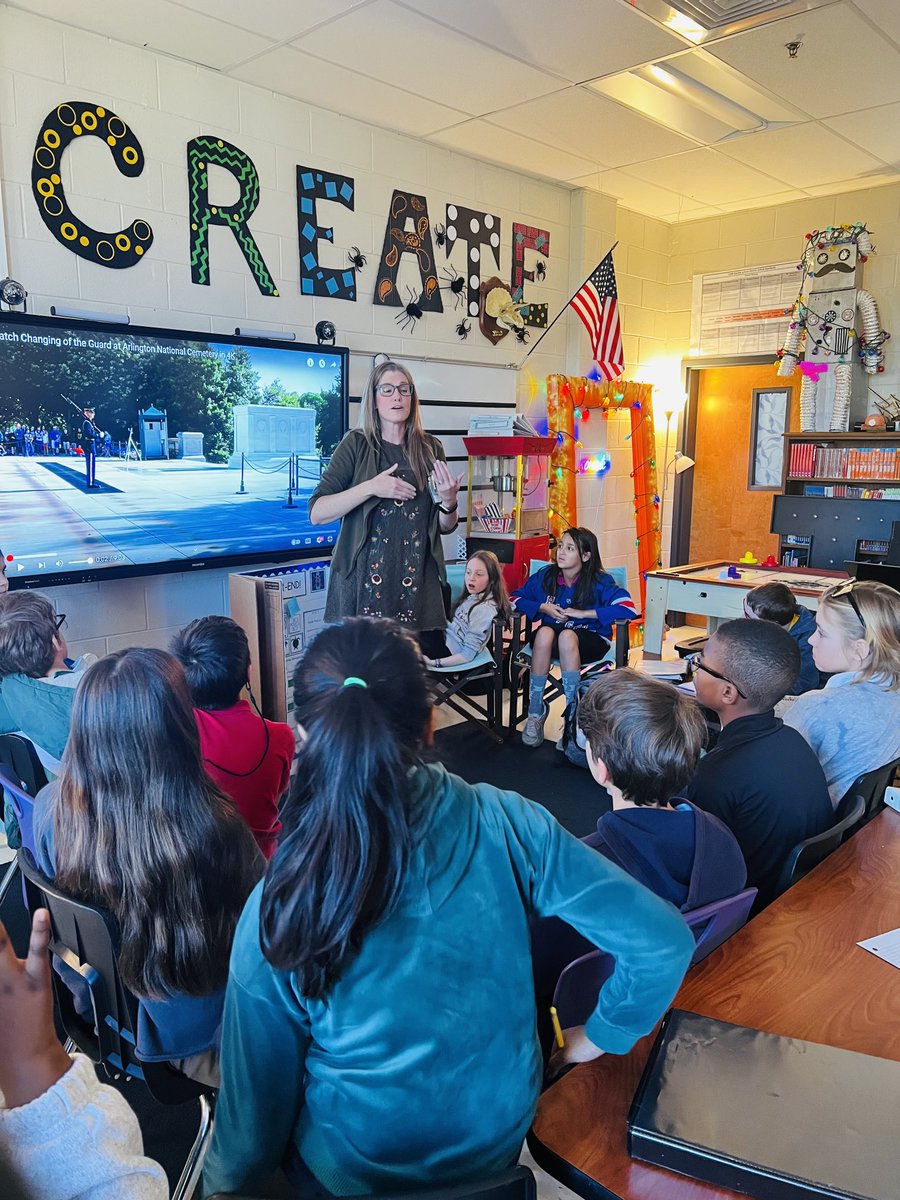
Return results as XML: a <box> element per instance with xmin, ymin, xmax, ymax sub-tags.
<box><xmin>0</xmin><ymin>313</ymin><xmax>347</xmax><ymax>588</ymax></box>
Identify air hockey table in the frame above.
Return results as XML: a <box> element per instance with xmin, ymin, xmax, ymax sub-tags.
<box><xmin>642</xmin><ymin>559</ymin><xmax>848</xmax><ymax>658</ymax></box>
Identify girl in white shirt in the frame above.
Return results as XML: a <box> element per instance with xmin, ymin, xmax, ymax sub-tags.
<box><xmin>423</xmin><ymin>550</ymin><xmax>511</xmax><ymax>669</ymax></box>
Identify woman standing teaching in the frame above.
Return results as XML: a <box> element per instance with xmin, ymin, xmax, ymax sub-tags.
<box><xmin>309</xmin><ymin>360</ymin><xmax>461</xmax><ymax>633</ymax></box>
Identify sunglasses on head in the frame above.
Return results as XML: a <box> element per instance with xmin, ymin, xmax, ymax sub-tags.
<box><xmin>685</xmin><ymin>652</ymin><xmax>747</xmax><ymax>699</ymax></box>
<box><xmin>828</xmin><ymin>578</ymin><xmax>866</xmax><ymax>633</ymax></box>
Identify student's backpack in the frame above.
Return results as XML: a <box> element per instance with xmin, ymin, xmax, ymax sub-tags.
<box><xmin>558</xmin><ymin>671</ymin><xmax>615</xmax><ymax>769</ymax></box>
<box><xmin>0</xmin><ymin>733</ymin><xmax>49</xmax><ymax>850</ymax></box>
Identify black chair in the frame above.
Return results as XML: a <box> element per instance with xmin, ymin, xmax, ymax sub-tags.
<box><xmin>838</xmin><ymin>755</ymin><xmax>900</xmax><ymax>827</ymax></box>
<box><xmin>774</xmin><ymin>794</ymin><xmax>866</xmax><ymax>896</ymax></box>
<box><xmin>0</xmin><ymin>734</ymin><xmax>47</xmax><ymax>907</ymax></box>
<box><xmin>429</xmin><ymin>615</ymin><xmax>509</xmax><ymax>743</ymax></box>
<box><xmin>208</xmin><ymin>1165</ymin><xmax>536</xmax><ymax>1200</ymax></box>
<box><xmin>17</xmin><ymin>853</ymin><xmax>214</xmax><ymax>1200</ymax></box>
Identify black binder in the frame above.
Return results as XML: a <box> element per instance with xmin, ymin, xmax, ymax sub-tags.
<box><xmin>628</xmin><ymin>1009</ymin><xmax>900</xmax><ymax>1200</ymax></box>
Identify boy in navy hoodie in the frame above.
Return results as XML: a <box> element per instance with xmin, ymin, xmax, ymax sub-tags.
<box><xmin>743</xmin><ymin>581</ymin><xmax>820</xmax><ymax>695</ymax></box>
<box><xmin>532</xmin><ymin>668</ymin><xmax>746</xmax><ymax>995</ymax></box>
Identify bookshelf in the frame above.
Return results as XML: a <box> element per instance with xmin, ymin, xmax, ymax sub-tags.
<box><xmin>772</xmin><ymin>432</ymin><xmax>900</xmax><ymax>569</ymax></box>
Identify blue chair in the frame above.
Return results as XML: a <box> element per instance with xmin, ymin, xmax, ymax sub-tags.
<box><xmin>509</xmin><ymin>561</ymin><xmax>636</xmax><ymax>734</ymax></box>
<box><xmin>551</xmin><ymin>887</ymin><xmax>759</xmax><ymax>1030</ymax></box>
<box><xmin>18</xmin><ymin>853</ymin><xmax>215</xmax><ymax>1200</ymax></box>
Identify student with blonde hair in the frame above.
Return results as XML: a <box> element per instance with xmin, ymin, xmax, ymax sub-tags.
<box><xmin>785</xmin><ymin>579</ymin><xmax>900</xmax><ymax>806</ymax></box>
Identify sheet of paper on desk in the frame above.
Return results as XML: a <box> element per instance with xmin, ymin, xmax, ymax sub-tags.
<box><xmin>858</xmin><ymin>927</ymin><xmax>900</xmax><ymax>969</ymax></box>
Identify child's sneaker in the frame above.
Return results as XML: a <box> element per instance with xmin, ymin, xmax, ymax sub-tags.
<box><xmin>521</xmin><ymin>703</ymin><xmax>548</xmax><ymax>747</ymax></box>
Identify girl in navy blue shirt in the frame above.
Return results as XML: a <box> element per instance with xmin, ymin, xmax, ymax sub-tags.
<box><xmin>513</xmin><ymin>527</ymin><xmax>636</xmax><ymax>746</ymax></box>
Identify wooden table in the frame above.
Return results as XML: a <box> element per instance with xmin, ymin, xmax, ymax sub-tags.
<box><xmin>530</xmin><ymin>808</ymin><xmax>900</xmax><ymax>1200</ymax></box>
<box><xmin>642</xmin><ymin>560</ymin><xmax>846</xmax><ymax>658</ymax></box>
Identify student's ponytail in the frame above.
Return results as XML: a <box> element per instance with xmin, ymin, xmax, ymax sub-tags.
<box><xmin>259</xmin><ymin>618</ymin><xmax>432</xmax><ymax>998</ymax></box>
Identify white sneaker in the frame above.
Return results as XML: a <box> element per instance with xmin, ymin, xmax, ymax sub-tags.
<box><xmin>521</xmin><ymin>704</ymin><xmax>548</xmax><ymax>747</ymax></box>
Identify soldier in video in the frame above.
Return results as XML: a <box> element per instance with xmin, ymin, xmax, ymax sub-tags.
<box><xmin>81</xmin><ymin>408</ymin><xmax>103</xmax><ymax>488</ymax></box>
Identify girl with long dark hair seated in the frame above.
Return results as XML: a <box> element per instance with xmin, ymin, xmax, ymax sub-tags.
<box><xmin>32</xmin><ymin>648</ymin><xmax>264</xmax><ymax>1084</ymax></box>
<box><xmin>203</xmin><ymin>618</ymin><xmax>694</xmax><ymax>1197</ymax></box>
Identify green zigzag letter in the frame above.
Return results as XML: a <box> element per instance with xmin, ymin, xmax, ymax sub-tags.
<box><xmin>187</xmin><ymin>136</ymin><xmax>277</xmax><ymax>296</ymax></box>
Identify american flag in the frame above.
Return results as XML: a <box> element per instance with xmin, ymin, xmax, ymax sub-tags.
<box><xmin>570</xmin><ymin>251</ymin><xmax>623</xmax><ymax>380</ymax></box>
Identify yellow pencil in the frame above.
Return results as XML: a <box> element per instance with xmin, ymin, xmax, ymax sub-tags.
<box><xmin>550</xmin><ymin>1005</ymin><xmax>565</xmax><ymax>1049</ymax></box>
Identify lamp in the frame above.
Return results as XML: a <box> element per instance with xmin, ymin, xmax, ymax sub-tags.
<box><xmin>0</xmin><ymin>277</ymin><xmax>27</xmax><ymax>312</ymax></box>
<box><xmin>673</xmin><ymin>451</ymin><xmax>695</xmax><ymax>475</ymax></box>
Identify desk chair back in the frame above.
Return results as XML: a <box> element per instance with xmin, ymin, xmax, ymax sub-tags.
<box><xmin>684</xmin><ymin>887</ymin><xmax>758</xmax><ymax>963</ymax></box>
<box><xmin>428</xmin><ymin>616</ymin><xmax>507</xmax><ymax>743</ymax></box>
<box><xmin>207</xmin><ymin>1165</ymin><xmax>536</xmax><ymax>1200</ymax></box>
<box><xmin>17</xmin><ymin>853</ymin><xmax>214</xmax><ymax>1200</ymax></box>
<box><xmin>775</xmin><ymin>794</ymin><xmax>867</xmax><ymax>896</ymax></box>
<box><xmin>840</xmin><ymin>755</ymin><xmax>900</xmax><ymax>826</ymax></box>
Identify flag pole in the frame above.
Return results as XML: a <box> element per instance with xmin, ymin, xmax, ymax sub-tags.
<box><xmin>516</xmin><ymin>241</ymin><xmax>619</xmax><ymax>367</ymax></box>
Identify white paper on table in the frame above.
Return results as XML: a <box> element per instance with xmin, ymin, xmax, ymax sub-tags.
<box><xmin>858</xmin><ymin>927</ymin><xmax>900</xmax><ymax>969</ymax></box>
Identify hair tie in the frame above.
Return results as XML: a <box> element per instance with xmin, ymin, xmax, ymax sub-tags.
<box><xmin>342</xmin><ymin>676</ymin><xmax>368</xmax><ymax>688</ymax></box>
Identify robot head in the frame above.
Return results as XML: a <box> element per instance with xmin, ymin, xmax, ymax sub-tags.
<box><xmin>804</xmin><ymin>223</ymin><xmax>873</xmax><ymax>291</ymax></box>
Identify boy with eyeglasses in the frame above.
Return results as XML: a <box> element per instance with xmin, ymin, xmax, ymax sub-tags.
<box><xmin>0</xmin><ymin>592</ymin><xmax>96</xmax><ymax>762</ymax></box>
<box><xmin>685</xmin><ymin>618</ymin><xmax>832</xmax><ymax>908</ymax></box>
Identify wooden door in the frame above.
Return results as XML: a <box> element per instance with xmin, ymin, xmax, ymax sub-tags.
<box><xmin>689</xmin><ymin>363</ymin><xmax>799</xmax><ymax>564</ymax></box>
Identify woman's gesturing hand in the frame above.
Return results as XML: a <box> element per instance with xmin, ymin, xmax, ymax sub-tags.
<box><xmin>432</xmin><ymin>459</ymin><xmax>463</xmax><ymax>509</ymax></box>
<box><xmin>369</xmin><ymin>464</ymin><xmax>417</xmax><ymax>501</ymax></box>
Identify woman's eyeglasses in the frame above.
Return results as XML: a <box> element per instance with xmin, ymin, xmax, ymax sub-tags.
<box><xmin>828</xmin><ymin>578</ymin><xmax>866</xmax><ymax>633</ymax></box>
<box><xmin>376</xmin><ymin>383</ymin><xmax>412</xmax><ymax>398</ymax></box>
<box><xmin>685</xmin><ymin>653</ymin><xmax>747</xmax><ymax>698</ymax></box>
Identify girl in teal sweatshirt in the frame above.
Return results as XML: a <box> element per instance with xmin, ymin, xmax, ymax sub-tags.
<box><xmin>202</xmin><ymin>618</ymin><xmax>694</xmax><ymax>1198</ymax></box>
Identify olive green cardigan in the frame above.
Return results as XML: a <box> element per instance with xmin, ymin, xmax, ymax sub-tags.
<box><xmin>308</xmin><ymin>428</ymin><xmax>450</xmax><ymax>583</ymax></box>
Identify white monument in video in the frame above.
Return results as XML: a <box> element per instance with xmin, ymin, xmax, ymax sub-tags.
<box><xmin>229</xmin><ymin>404</ymin><xmax>317</xmax><ymax>467</ymax></box>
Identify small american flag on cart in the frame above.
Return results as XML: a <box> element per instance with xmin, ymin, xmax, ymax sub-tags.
<box><xmin>570</xmin><ymin>251</ymin><xmax>624</xmax><ymax>381</ymax></box>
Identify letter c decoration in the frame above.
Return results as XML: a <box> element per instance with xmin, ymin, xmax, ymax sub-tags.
<box><xmin>32</xmin><ymin>102</ymin><xmax>153</xmax><ymax>269</ymax></box>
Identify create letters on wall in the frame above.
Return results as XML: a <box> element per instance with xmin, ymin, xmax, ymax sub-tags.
<box><xmin>32</xmin><ymin>102</ymin><xmax>154</xmax><ymax>268</ymax></box>
<box><xmin>374</xmin><ymin>190</ymin><xmax>442</xmax><ymax>312</ymax></box>
<box><xmin>297</xmin><ymin>166</ymin><xmax>357</xmax><ymax>301</ymax></box>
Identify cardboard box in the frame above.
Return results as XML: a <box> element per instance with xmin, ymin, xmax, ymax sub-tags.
<box><xmin>230</xmin><ymin>562</ymin><xmax>330</xmax><ymax>722</ymax></box>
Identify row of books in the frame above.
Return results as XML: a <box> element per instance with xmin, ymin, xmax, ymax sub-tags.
<box><xmin>803</xmin><ymin>484</ymin><xmax>900</xmax><ymax>499</ymax></box>
<box><xmin>788</xmin><ymin>442</ymin><xmax>900</xmax><ymax>480</ymax></box>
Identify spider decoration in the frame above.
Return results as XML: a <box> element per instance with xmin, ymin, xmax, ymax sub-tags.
<box><xmin>535</xmin><ymin>260</ymin><xmax>546</xmax><ymax>281</ymax></box>
<box><xmin>440</xmin><ymin>266</ymin><xmax>466</xmax><ymax>310</ymax></box>
<box><xmin>455</xmin><ymin>318</ymin><xmax>471</xmax><ymax>341</ymax></box>
<box><xmin>513</xmin><ymin>326</ymin><xmax>530</xmax><ymax>345</ymax></box>
<box><xmin>434</xmin><ymin>222</ymin><xmax>447</xmax><ymax>249</ymax></box>
<box><xmin>348</xmin><ymin>246</ymin><xmax>367</xmax><ymax>273</ymax></box>
<box><xmin>396</xmin><ymin>288</ymin><xmax>425</xmax><ymax>334</ymax></box>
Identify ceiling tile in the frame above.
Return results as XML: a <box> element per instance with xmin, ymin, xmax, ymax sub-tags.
<box><xmin>823</xmin><ymin>103</ymin><xmax>900</xmax><ymax>166</ymax></box>
<box><xmin>180</xmin><ymin>0</ymin><xmax>373</xmax><ymax>43</ymax></box>
<box><xmin>622</xmin><ymin>148</ymin><xmax>787</xmax><ymax>205</ymax></box>
<box><xmin>708</xmin><ymin>2</ymin><xmax>900</xmax><ymax>119</ymax></box>
<box><xmin>717</xmin><ymin>124</ymin><xmax>887</xmax><ymax>190</ymax></box>
<box><xmin>293</xmin><ymin>0</ymin><xmax>563</xmax><ymax>116</ymax></box>
<box><xmin>396</xmin><ymin>0</ymin><xmax>689</xmax><ymax>84</ymax></box>
<box><xmin>8</xmin><ymin>0</ymin><xmax>275</xmax><ymax>69</ymax></box>
<box><xmin>568</xmin><ymin>170</ymin><xmax>689</xmax><ymax>220</ymax></box>
<box><xmin>231</xmin><ymin>46</ymin><xmax>469</xmax><ymax>138</ymax></box>
<box><xmin>489</xmin><ymin>89</ymin><xmax>698</xmax><ymax>168</ymax></box>
<box><xmin>847</xmin><ymin>0</ymin><xmax>900</xmax><ymax>47</ymax></box>
<box><xmin>430</xmin><ymin>121</ymin><xmax>596</xmax><ymax>183</ymax></box>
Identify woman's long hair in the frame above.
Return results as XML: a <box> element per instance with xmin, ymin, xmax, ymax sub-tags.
<box><xmin>50</xmin><ymin>648</ymin><xmax>263</xmax><ymax>999</ymax></box>
<box><xmin>260</xmin><ymin>618</ymin><xmax>431</xmax><ymax>999</ymax></box>
<box><xmin>358</xmin><ymin>359</ymin><xmax>434</xmax><ymax>489</ymax></box>
<box><xmin>453</xmin><ymin>549</ymin><xmax>512</xmax><ymax>624</ymax></box>
<box><xmin>543</xmin><ymin>526</ymin><xmax>605</xmax><ymax>610</ymax></box>
<box><xmin>820</xmin><ymin>579</ymin><xmax>900</xmax><ymax>690</ymax></box>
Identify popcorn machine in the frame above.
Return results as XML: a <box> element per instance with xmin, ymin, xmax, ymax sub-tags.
<box><xmin>463</xmin><ymin>435</ymin><xmax>555</xmax><ymax>589</ymax></box>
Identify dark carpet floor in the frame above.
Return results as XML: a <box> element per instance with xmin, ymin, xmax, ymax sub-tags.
<box><xmin>433</xmin><ymin>721</ymin><xmax>610</xmax><ymax>838</ymax></box>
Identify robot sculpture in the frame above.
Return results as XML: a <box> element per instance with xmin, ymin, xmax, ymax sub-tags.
<box><xmin>777</xmin><ymin>223</ymin><xmax>889</xmax><ymax>431</ymax></box>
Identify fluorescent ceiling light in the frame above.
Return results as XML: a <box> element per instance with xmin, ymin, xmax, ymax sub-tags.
<box><xmin>588</xmin><ymin>50</ymin><xmax>804</xmax><ymax>144</ymax></box>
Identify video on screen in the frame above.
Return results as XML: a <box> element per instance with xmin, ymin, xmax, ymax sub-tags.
<box><xmin>0</xmin><ymin>315</ymin><xmax>346</xmax><ymax>586</ymax></box>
